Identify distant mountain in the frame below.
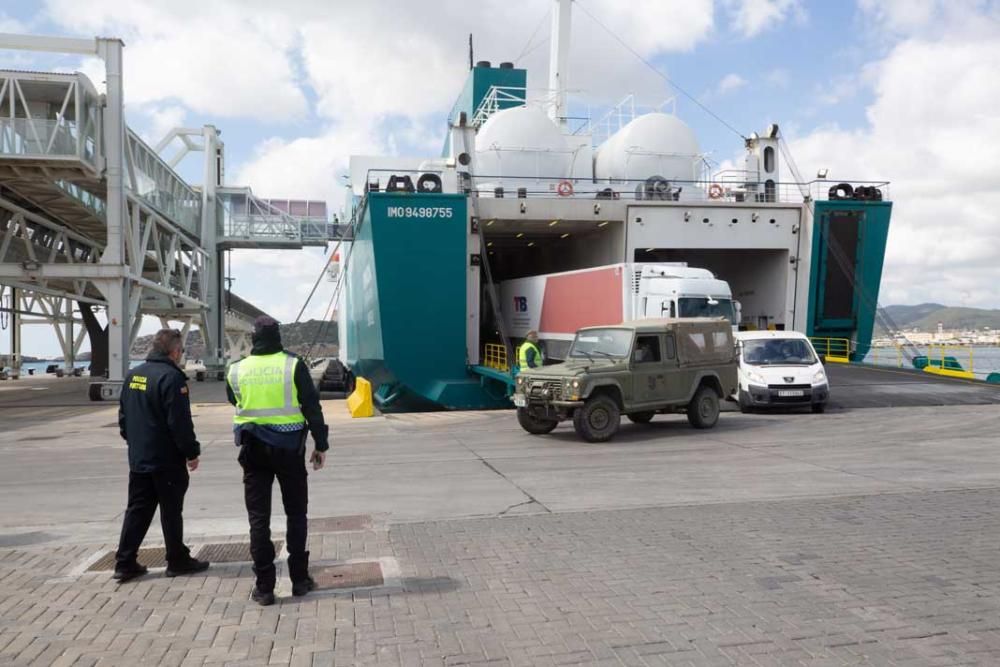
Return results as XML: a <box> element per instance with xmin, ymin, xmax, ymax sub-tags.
<box><xmin>878</xmin><ymin>304</ymin><xmax>1000</xmax><ymax>333</ymax></box>
<box><xmin>131</xmin><ymin>319</ymin><xmax>338</xmax><ymax>360</ymax></box>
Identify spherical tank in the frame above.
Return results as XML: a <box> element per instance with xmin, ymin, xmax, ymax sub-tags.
<box><xmin>475</xmin><ymin>105</ymin><xmax>572</xmax><ymax>181</ymax></box>
<box><xmin>594</xmin><ymin>113</ymin><xmax>701</xmax><ymax>183</ymax></box>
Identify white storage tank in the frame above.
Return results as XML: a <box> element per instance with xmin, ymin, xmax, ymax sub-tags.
<box><xmin>475</xmin><ymin>105</ymin><xmax>572</xmax><ymax>186</ymax></box>
<box><xmin>594</xmin><ymin>113</ymin><xmax>702</xmax><ymax>195</ymax></box>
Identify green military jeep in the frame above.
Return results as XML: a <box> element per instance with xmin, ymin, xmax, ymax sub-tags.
<box><xmin>512</xmin><ymin>318</ymin><xmax>738</xmax><ymax>442</ymax></box>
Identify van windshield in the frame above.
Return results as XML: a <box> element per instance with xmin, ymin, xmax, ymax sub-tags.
<box><xmin>569</xmin><ymin>329</ymin><xmax>632</xmax><ymax>359</ymax></box>
<box><xmin>678</xmin><ymin>297</ymin><xmax>736</xmax><ymax>324</ymax></box>
<box><xmin>741</xmin><ymin>338</ymin><xmax>818</xmax><ymax>365</ymax></box>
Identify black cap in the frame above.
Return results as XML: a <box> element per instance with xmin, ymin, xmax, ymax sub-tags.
<box><xmin>252</xmin><ymin>316</ymin><xmax>282</xmax><ymax>347</ymax></box>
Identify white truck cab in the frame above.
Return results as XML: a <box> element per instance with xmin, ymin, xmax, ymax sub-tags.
<box><xmin>636</xmin><ymin>265</ymin><xmax>740</xmax><ymax>325</ymax></box>
<box><xmin>734</xmin><ymin>330</ymin><xmax>829</xmax><ymax>413</ymax></box>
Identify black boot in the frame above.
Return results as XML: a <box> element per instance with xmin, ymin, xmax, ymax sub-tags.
<box><xmin>251</xmin><ymin>586</ymin><xmax>276</xmax><ymax>606</ymax></box>
<box><xmin>113</xmin><ymin>562</ymin><xmax>149</xmax><ymax>583</ymax></box>
<box><xmin>165</xmin><ymin>557</ymin><xmax>210</xmax><ymax>577</ymax></box>
<box><xmin>289</xmin><ymin>550</ymin><xmax>314</xmax><ymax>596</ymax></box>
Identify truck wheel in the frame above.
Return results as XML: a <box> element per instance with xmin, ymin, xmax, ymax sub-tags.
<box><xmin>687</xmin><ymin>386</ymin><xmax>720</xmax><ymax>429</ymax></box>
<box><xmin>573</xmin><ymin>394</ymin><xmax>621</xmax><ymax>442</ymax></box>
<box><xmin>627</xmin><ymin>411</ymin><xmax>655</xmax><ymax>424</ymax></box>
<box><xmin>516</xmin><ymin>408</ymin><xmax>558</xmax><ymax>435</ymax></box>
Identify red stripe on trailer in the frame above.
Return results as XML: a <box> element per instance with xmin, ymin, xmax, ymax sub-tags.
<box><xmin>539</xmin><ymin>267</ymin><xmax>623</xmax><ymax>334</ymax></box>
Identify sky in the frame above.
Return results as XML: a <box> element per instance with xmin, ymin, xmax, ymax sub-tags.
<box><xmin>2</xmin><ymin>0</ymin><xmax>999</xmax><ymax>356</ymax></box>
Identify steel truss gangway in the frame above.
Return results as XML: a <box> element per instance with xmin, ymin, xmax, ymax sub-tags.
<box><xmin>0</xmin><ymin>34</ymin><xmax>336</xmax><ymax>398</ymax></box>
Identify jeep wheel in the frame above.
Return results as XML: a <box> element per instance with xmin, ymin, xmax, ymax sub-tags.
<box><xmin>627</xmin><ymin>411</ymin><xmax>655</xmax><ymax>424</ymax></box>
<box><xmin>516</xmin><ymin>408</ymin><xmax>559</xmax><ymax>435</ymax></box>
<box><xmin>573</xmin><ymin>394</ymin><xmax>621</xmax><ymax>442</ymax></box>
<box><xmin>687</xmin><ymin>386</ymin><xmax>720</xmax><ymax>429</ymax></box>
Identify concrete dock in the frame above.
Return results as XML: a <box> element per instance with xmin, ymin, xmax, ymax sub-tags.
<box><xmin>2</xmin><ymin>368</ymin><xmax>1000</xmax><ymax>665</ymax></box>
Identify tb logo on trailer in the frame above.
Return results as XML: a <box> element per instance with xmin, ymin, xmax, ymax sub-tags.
<box><xmin>513</xmin><ymin>297</ymin><xmax>528</xmax><ymax>313</ymax></box>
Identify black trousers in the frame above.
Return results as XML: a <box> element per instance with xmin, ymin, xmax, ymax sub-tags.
<box><xmin>116</xmin><ymin>467</ymin><xmax>191</xmax><ymax>570</ymax></box>
<box><xmin>238</xmin><ymin>437</ymin><xmax>309</xmax><ymax>590</ymax></box>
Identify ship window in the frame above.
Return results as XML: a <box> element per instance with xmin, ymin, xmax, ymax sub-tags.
<box><xmin>764</xmin><ymin>179</ymin><xmax>776</xmax><ymax>202</ymax></box>
<box><xmin>763</xmin><ymin>146</ymin><xmax>775</xmax><ymax>173</ymax></box>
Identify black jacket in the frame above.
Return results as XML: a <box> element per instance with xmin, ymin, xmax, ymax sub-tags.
<box><xmin>225</xmin><ymin>338</ymin><xmax>330</xmax><ymax>452</ymax></box>
<box><xmin>119</xmin><ymin>351</ymin><xmax>200</xmax><ymax>472</ymax></box>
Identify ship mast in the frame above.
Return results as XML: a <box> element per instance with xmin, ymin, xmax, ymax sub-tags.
<box><xmin>548</xmin><ymin>0</ymin><xmax>572</xmax><ymax>127</ymax></box>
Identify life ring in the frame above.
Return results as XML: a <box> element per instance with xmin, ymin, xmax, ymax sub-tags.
<box><xmin>708</xmin><ymin>183</ymin><xmax>724</xmax><ymax>199</ymax></box>
<box><xmin>556</xmin><ymin>180</ymin><xmax>574</xmax><ymax>197</ymax></box>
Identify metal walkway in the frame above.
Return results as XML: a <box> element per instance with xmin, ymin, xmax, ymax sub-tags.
<box><xmin>0</xmin><ymin>34</ymin><xmax>336</xmax><ymax>394</ymax></box>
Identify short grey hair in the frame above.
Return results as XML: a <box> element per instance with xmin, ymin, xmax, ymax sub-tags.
<box><xmin>152</xmin><ymin>329</ymin><xmax>183</xmax><ymax>355</ymax></box>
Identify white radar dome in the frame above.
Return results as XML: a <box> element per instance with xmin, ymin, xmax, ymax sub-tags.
<box><xmin>475</xmin><ymin>105</ymin><xmax>572</xmax><ymax>182</ymax></box>
<box><xmin>594</xmin><ymin>112</ymin><xmax>701</xmax><ymax>184</ymax></box>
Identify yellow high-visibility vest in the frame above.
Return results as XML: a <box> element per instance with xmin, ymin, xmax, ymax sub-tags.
<box><xmin>227</xmin><ymin>352</ymin><xmax>306</xmax><ymax>426</ymax></box>
<box><xmin>518</xmin><ymin>341</ymin><xmax>542</xmax><ymax>369</ymax></box>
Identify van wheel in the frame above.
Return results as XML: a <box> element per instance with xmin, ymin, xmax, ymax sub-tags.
<box><xmin>687</xmin><ymin>386</ymin><xmax>720</xmax><ymax>429</ymax></box>
<box><xmin>627</xmin><ymin>411</ymin><xmax>655</xmax><ymax>424</ymax></box>
<box><xmin>738</xmin><ymin>390</ymin><xmax>753</xmax><ymax>414</ymax></box>
<box><xmin>573</xmin><ymin>394</ymin><xmax>621</xmax><ymax>442</ymax></box>
<box><xmin>811</xmin><ymin>402</ymin><xmax>826</xmax><ymax>414</ymax></box>
<box><xmin>517</xmin><ymin>408</ymin><xmax>558</xmax><ymax>435</ymax></box>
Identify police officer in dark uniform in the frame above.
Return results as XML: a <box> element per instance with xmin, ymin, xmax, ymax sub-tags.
<box><xmin>114</xmin><ymin>329</ymin><xmax>210</xmax><ymax>582</ymax></box>
<box><xmin>227</xmin><ymin>317</ymin><xmax>329</xmax><ymax>606</ymax></box>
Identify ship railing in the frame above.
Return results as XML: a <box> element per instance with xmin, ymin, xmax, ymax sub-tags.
<box><xmin>809</xmin><ymin>337</ymin><xmax>852</xmax><ymax>364</ymax></box>
<box><xmin>470</xmin><ymin>175</ymin><xmax>890</xmax><ymax>205</ymax></box>
<box><xmin>919</xmin><ymin>344</ymin><xmax>976</xmax><ymax>380</ymax></box>
<box><xmin>482</xmin><ymin>343</ymin><xmax>510</xmax><ymax>372</ymax></box>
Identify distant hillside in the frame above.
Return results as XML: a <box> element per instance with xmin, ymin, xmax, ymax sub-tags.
<box><xmin>131</xmin><ymin>319</ymin><xmax>338</xmax><ymax>360</ymax></box>
<box><xmin>878</xmin><ymin>304</ymin><xmax>1000</xmax><ymax>332</ymax></box>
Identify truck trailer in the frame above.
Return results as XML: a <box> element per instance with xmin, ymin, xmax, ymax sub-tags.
<box><xmin>498</xmin><ymin>263</ymin><xmax>737</xmax><ymax>360</ymax></box>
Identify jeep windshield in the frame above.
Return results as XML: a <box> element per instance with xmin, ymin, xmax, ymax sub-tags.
<box><xmin>741</xmin><ymin>338</ymin><xmax>818</xmax><ymax>365</ymax></box>
<box><xmin>678</xmin><ymin>297</ymin><xmax>737</xmax><ymax>324</ymax></box>
<box><xmin>568</xmin><ymin>328</ymin><xmax>632</xmax><ymax>359</ymax></box>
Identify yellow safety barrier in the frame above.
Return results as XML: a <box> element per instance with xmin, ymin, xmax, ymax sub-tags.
<box><xmin>923</xmin><ymin>345</ymin><xmax>976</xmax><ymax>380</ymax></box>
<box><xmin>483</xmin><ymin>343</ymin><xmax>509</xmax><ymax>371</ymax></box>
<box><xmin>809</xmin><ymin>337</ymin><xmax>851</xmax><ymax>363</ymax></box>
<box><xmin>346</xmin><ymin>376</ymin><xmax>375</xmax><ymax>418</ymax></box>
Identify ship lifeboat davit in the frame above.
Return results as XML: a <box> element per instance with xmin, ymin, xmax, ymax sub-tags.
<box><xmin>594</xmin><ymin>113</ymin><xmax>702</xmax><ymax>194</ymax></box>
<box><xmin>475</xmin><ymin>106</ymin><xmax>572</xmax><ymax>186</ymax></box>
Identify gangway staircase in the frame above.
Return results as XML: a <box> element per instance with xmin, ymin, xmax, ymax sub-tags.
<box><xmin>0</xmin><ymin>34</ymin><xmax>337</xmax><ymax>397</ymax></box>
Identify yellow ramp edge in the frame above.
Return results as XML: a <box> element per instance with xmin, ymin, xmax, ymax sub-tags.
<box><xmin>923</xmin><ymin>366</ymin><xmax>976</xmax><ymax>381</ymax></box>
<box><xmin>347</xmin><ymin>376</ymin><xmax>375</xmax><ymax>418</ymax></box>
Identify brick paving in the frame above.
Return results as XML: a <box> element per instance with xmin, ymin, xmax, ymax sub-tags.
<box><xmin>4</xmin><ymin>489</ymin><xmax>1000</xmax><ymax>665</ymax></box>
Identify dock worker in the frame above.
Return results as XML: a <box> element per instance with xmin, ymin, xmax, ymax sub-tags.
<box><xmin>518</xmin><ymin>331</ymin><xmax>543</xmax><ymax>369</ymax></box>
<box><xmin>114</xmin><ymin>329</ymin><xmax>210</xmax><ymax>583</ymax></box>
<box><xmin>227</xmin><ymin>316</ymin><xmax>329</xmax><ymax>606</ymax></box>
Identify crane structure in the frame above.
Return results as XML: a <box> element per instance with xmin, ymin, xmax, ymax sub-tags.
<box><xmin>0</xmin><ymin>34</ymin><xmax>332</xmax><ymax>398</ymax></box>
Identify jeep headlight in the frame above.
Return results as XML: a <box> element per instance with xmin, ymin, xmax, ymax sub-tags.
<box><xmin>571</xmin><ymin>379</ymin><xmax>580</xmax><ymax>388</ymax></box>
<box><xmin>516</xmin><ymin>375</ymin><xmax>525</xmax><ymax>387</ymax></box>
<box><xmin>812</xmin><ymin>369</ymin><xmax>827</xmax><ymax>384</ymax></box>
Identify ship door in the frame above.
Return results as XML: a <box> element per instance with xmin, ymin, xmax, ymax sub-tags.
<box><xmin>815</xmin><ymin>210</ymin><xmax>864</xmax><ymax>330</ymax></box>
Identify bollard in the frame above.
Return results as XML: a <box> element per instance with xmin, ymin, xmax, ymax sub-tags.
<box><xmin>347</xmin><ymin>377</ymin><xmax>374</xmax><ymax>418</ymax></box>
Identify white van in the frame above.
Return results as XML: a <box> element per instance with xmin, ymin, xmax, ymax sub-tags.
<box><xmin>734</xmin><ymin>331</ymin><xmax>829</xmax><ymax>413</ymax></box>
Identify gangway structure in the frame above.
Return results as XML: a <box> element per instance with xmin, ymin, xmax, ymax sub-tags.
<box><xmin>0</xmin><ymin>34</ymin><xmax>335</xmax><ymax>397</ymax></box>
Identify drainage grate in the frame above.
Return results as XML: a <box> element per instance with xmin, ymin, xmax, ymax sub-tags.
<box><xmin>310</xmin><ymin>515</ymin><xmax>372</xmax><ymax>533</ymax></box>
<box><xmin>88</xmin><ymin>546</ymin><xmax>167</xmax><ymax>572</ymax></box>
<box><xmin>313</xmin><ymin>562</ymin><xmax>383</xmax><ymax>590</ymax></box>
<box><xmin>196</xmin><ymin>541</ymin><xmax>281</xmax><ymax>563</ymax></box>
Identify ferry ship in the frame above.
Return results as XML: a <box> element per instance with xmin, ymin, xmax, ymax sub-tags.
<box><xmin>334</xmin><ymin>0</ymin><xmax>892</xmax><ymax>411</ymax></box>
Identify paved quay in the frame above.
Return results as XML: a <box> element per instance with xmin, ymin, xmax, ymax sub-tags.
<box><xmin>2</xmin><ymin>375</ymin><xmax>1000</xmax><ymax>665</ymax></box>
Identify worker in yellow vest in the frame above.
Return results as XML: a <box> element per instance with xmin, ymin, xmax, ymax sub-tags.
<box><xmin>226</xmin><ymin>316</ymin><xmax>329</xmax><ymax>606</ymax></box>
<box><xmin>518</xmin><ymin>331</ymin><xmax>543</xmax><ymax>370</ymax></box>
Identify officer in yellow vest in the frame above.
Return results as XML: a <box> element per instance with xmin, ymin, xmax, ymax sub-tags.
<box><xmin>226</xmin><ymin>316</ymin><xmax>329</xmax><ymax>606</ymax></box>
<box><xmin>518</xmin><ymin>330</ymin><xmax>543</xmax><ymax>369</ymax></box>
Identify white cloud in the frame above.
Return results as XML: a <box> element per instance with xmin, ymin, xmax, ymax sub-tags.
<box><xmin>726</xmin><ymin>0</ymin><xmax>805</xmax><ymax>38</ymax></box>
<box><xmin>716</xmin><ymin>73</ymin><xmax>748</xmax><ymax>95</ymax></box>
<box><xmin>786</xmin><ymin>19</ymin><xmax>1000</xmax><ymax>308</ymax></box>
<box><xmin>0</xmin><ymin>12</ymin><xmax>27</xmax><ymax>32</ymax></box>
<box><xmin>43</xmin><ymin>0</ymin><xmax>308</xmax><ymax>121</ymax></box>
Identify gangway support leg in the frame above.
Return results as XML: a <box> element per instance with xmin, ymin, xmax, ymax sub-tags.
<box><xmin>10</xmin><ymin>287</ymin><xmax>20</xmax><ymax>379</ymax></box>
<box><xmin>201</xmin><ymin>126</ymin><xmax>224</xmax><ymax>379</ymax></box>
